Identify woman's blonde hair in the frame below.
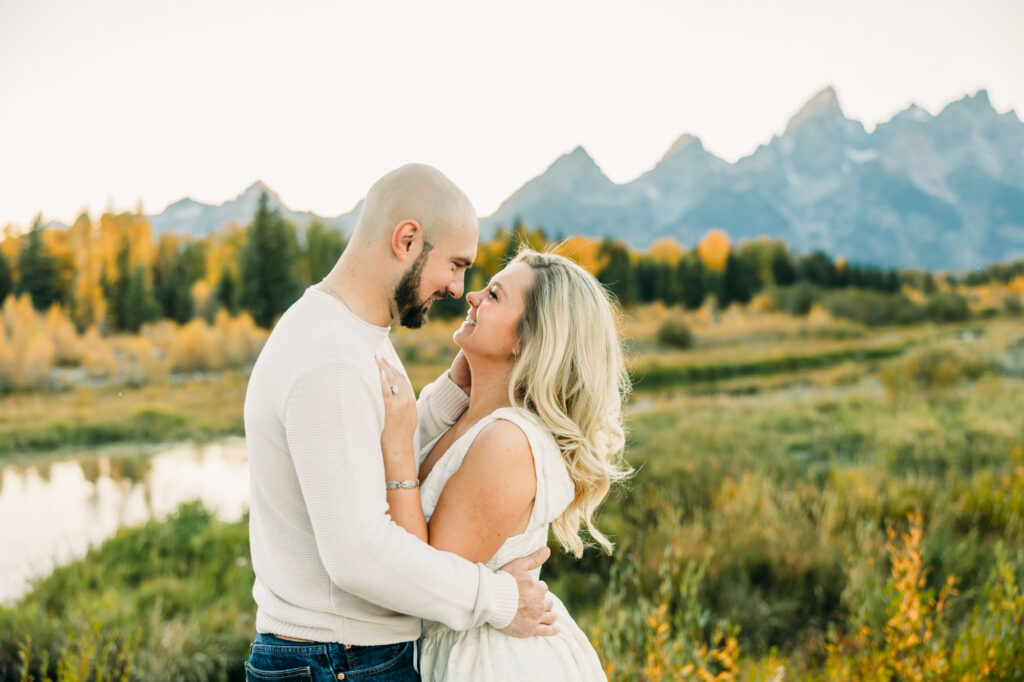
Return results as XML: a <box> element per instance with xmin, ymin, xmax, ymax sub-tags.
<box><xmin>507</xmin><ymin>248</ymin><xmax>631</xmax><ymax>557</ymax></box>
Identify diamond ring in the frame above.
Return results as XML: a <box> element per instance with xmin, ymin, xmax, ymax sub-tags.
<box><xmin>390</xmin><ymin>385</ymin><xmax>400</xmax><ymax>395</ymax></box>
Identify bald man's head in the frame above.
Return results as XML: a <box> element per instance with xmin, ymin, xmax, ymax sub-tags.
<box><xmin>333</xmin><ymin>164</ymin><xmax>479</xmax><ymax>328</ymax></box>
<box><xmin>351</xmin><ymin>163</ymin><xmax>478</xmax><ymax>249</ymax></box>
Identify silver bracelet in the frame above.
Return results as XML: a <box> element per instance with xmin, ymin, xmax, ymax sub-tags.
<box><xmin>385</xmin><ymin>479</ymin><xmax>419</xmax><ymax>490</ymax></box>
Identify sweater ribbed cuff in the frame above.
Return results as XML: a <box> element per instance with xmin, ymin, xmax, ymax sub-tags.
<box><xmin>485</xmin><ymin>570</ymin><xmax>520</xmax><ymax>630</ymax></box>
<box><xmin>432</xmin><ymin>373</ymin><xmax>471</xmax><ymax>419</ymax></box>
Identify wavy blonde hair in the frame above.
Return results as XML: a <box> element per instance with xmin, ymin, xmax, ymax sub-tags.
<box><xmin>507</xmin><ymin>248</ymin><xmax>631</xmax><ymax>557</ymax></box>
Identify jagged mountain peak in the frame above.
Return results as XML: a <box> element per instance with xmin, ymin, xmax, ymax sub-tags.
<box><xmin>661</xmin><ymin>134</ymin><xmax>703</xmax><ymax>161</ymax></box>
<box><xmin>147</xmin><ymin>180</ymin><xmax>359</xmax><ymax>238</ymax></box>
<box><xmin>785</xmin><ymin>85</ymin><xmax>845</xmax><ymax>131</ymax></box>
<box><xmin>936</xmin><ymin>89</ymin><xmax>1001</xmax><ymax>121</ymax></box>
<box><xmin>892</xmin><ymin>102</ymin><xmax>934</xmax><ymax>124</ymax></box>
<box><xmin>545</xmin><ymin>145</ymin><xmax>611</xmax><ymax>183</ymax></box>
<box><xmin>239</xmin><ymin>180</ymin><xmax>278</xmax><ymax>201</ymax></box>
<box><xmin>555</xmin><ymin>145</ymin><xmax>597</xmax><ymax>166</ymax></box>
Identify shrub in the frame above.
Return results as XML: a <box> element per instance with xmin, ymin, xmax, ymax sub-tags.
<box><xmin>880</xmin><ymin>343</ymin><xmax>993</xmax><ymax>393</ymax></box>
<box><xmin>769</xmin><ymin>281</ymin><xmax>821</xmax><ymax>316</ymax></box>
<box><xmin>821</xmin><ymin>289</ymin><xmax>925</xmax><ymax>327</ymax></box>
<box><xmin>657</xmin><ymin>318</ymin><xmax>693</xmax><ymax>349</ymax></box>
<box><xmin>924</xmin><ymin>292</ymin><xmax>971</xmax><ymax>323</ymax></box>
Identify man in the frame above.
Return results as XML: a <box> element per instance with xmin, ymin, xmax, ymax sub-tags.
<box><xmin>243</xmin><ymin>164</ymin><xmax>555</xmax><ymax>681</ymax></box>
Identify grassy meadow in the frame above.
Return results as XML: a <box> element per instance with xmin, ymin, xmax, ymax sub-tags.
<box><xmin>1</xmin><ymin>298</ymin><xmax>1023</xmax><ymax>680</ymax></box>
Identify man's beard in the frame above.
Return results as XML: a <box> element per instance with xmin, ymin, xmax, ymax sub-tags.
<box><xmin>393</xmin><ymin>245</ymin><xmax>436</xmax><ymax>329</ymax></box>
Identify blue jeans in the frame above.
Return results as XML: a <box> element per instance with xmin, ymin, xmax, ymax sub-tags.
<box><xmin>245</xmin><ymin>633</ymin><xmax>419</xmax><ymax>681</ymax></box>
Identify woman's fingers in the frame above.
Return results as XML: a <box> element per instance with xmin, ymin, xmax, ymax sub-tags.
<box><xmin>375</xmin><ymin>353</ymin><xmax>412</xmax><ymax>400</ymax></box>
<box><xmin>374</xmin><ymin>354</ymin><xmax>393</xmax><ymax>398</ymax></box>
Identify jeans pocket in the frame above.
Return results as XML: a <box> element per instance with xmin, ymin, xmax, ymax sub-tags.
<box><xmin>346</xmin><ymin>641</ymin><xmax>412</xmax><ymax>677</ymax></box>
<box><xmin>244</xmin><ymin>662</ymin><xmax>312</xmax><ymax>680</ymax></box>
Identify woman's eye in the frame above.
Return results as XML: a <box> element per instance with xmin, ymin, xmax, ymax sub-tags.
<box><xmin>488</xmin><ymin>289</ymin><xmax>498</xmax><ymax>299</ymax></box>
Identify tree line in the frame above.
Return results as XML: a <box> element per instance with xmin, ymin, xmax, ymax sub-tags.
<box><xmin>1</xmin><ymin>193</ymin><xmax>344</xmax><ymax>332</ymax></box>
<box><xmin>2</xmin><ymin>194</ymin><xmax>1018</xmax><ymax>332</ymax></box>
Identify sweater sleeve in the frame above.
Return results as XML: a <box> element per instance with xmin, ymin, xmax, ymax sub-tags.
<box><xmin>416</xmin><ymin>372</ymin><xmax>470</xmax><ymax>460</ymax></box>
<box><xmin>284</xmin><ymin>359</ymin><xmax>518</xmax><ymax>631</ymax></box>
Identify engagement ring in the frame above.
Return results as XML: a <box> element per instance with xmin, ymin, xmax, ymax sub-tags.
<box><xmin>390</xmin><ymin>385</ymin><xmax>399</xmax><ymax>394</ymax></box>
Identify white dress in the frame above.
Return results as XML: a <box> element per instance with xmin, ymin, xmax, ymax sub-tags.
<box><xmin>417</xmin><ymin>407</ymin><xmax>607</xmax><ymax>681</ymax></box>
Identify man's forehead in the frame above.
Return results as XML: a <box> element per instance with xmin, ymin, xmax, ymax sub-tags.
<box><xmin>438</xmin><ymin>226</ymin><xmax>478</xmax><ymax>265</ymax></box>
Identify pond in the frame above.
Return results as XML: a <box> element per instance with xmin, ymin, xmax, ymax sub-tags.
<box><xmin>0</xmin><ymin>438</ymin><xmax>249</xmax><ymax>604</ymax></box>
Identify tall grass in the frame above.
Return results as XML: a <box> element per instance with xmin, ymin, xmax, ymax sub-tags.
<box><xmin>1</xmin><ymin>504</ymin><xmax>253</xmax><ymax>682</ymax></box>
<box><xmin>2</xmin><ymin>311</ymin><xmax>1022</xmax><ymax>680</ymax></box>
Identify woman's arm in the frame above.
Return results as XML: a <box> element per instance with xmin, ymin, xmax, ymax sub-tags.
<box><xmin>427</xmin><ymin>419</ymin><xmax>537</xmax><ymax>563</ymax></box>
<box><xmin>415</xmin><ymin>351</ymin><xmax>471</xmax><ymax>457</ymax></box>
<box><xmin>377</xmin><ymin>355</ymin><xmax>429</xmax><ymax>543</ymax></box>
<box><xmin>377</xmin><ymin>357</ymin><xmax>536</xmax><ymax>561</ymax></box>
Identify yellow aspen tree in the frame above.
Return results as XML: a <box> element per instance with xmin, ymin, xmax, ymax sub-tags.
<box><xmin>697</xmin><ymin>228</ymin><xmax>731</xmax><ymax>272</ymax></box>
<box><xmin>69</xmin><ymin>213</ymin><xmax>107</xmax><ymax>330</ymax></box>
<box><xmin>551</xmin><ymin>236</ymin><xmax>607</xmax><ymax>275</ymax></box>
<box><xmin>647</xmin><ymin>237</ymin><xmax>685</xmax><ymax>265</ymax></box>
<box><xmin>43</xmin><ymin>226</ymin><xmax>75</xmax><ymax>305</ymax></box>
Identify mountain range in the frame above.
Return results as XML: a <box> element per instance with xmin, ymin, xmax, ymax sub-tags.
<box><xmin>146</xmin><ymin>181</ymin><xmax>361</xmax><ymax>237</ymax></box>
<box><xmin>144</xmin><ymin>87</ymin><xmax>1024</xmax><ymax>271</ymax></box>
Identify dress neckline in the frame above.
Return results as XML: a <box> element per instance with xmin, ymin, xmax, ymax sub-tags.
<box><xmin>420</xmin><ymin>406</ymin><xmax>532</xmax><ymax>491</ymax></box>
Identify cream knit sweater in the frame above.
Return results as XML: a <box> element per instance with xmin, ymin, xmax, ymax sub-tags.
<box><xmin>244</xmin><ymin>287</ymin><xmax>519</xmax><ymax>645</ymax></box>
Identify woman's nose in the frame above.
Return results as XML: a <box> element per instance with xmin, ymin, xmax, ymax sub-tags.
<box><xmin>466</xmin><ymin>290</ymin><xmax>482</xmax><ymax>308</ymax></box>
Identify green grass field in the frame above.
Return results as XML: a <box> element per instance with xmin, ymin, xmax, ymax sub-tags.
<box><xmin>2</xmin><ymin>312</ymin><xmax>1022</xmax><ymax>680</ymax></box>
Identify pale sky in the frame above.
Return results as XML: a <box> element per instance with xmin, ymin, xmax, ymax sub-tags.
<box><xmin>1</xmin><ymin>0</ymin><xmax>1022</xmax><ymax>229</ymax></box>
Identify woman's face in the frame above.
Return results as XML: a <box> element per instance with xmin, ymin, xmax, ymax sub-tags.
<box><xmin>453</xmin><ymin>261</ymin><xmax>535</xmax><ymax>364</ymax></box>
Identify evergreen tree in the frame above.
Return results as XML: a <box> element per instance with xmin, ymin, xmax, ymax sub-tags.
<box><xmin>717</xmin><ymin>252</ymin><xmax>758</xmax><ymax>307</ymax></box>
<box><xmin>923</xmin><ymin>272</ymin><xmax>937</xmax><ymax>294</ymax></box>
<box><xmin>215</xmin><ymin>269</ymin><xmax>239</xmax><ymax>314</ymax></box>
<box><xmin>0</xmin><ymin>249</ymin><xmax>11</xmax><ymax>303</ymax></box>
<box><xmin>655</xmin><ymin>262</ymin><xmax>681</xmax><ymax>305</ymax></box>
<box><xmin>153</xmin><ymin>243</ymin><xmax>194</xmax><ymax>323</ymax></box>
<box><xmin>18</xmin><ymin>215</ymin><xmax>58</xmax><ymax>310</ymax></box>
<box><xmin>634</xmin><ymin>259</ymin><xmax>658</xmax><ymax>303</ymax></box>
<box><xmin>240</xmin><ymin>192</ymin><xmax>301</xmax><ymax>328</ymax></box>
<box><xmin>303</xmin><ymin>219</ymin><xmax>346</xmax><ymax>285</ymax></box>
<box><xmin>799</xmin><ymin>251</ymin><xmax>838</xmax><ymax>288</ymax></box>
<box><xmin>158</xmin><ymin>259</ymin><xmax>194</xmax><ymax>323</ymax></box>
<box><xmin>121</xmin><ymin>265</ymin><xmax>161</xmax><ymax>332</ymax></box>
<box><xmin>770</xmin><ymin>246</ymin><xmax>797</xmax><ymax>285</ymax></box>
<box><xmin>677</xmin><ymin>255</ymin><xmax>707</xmax><ymax>310</ymax></box>
<box><xmin>181</xmin><ymin>241</ymin><xmax>208</xmax><ymax>283</ymax></box>
<box><xmin>597</xmin><ymin>238</ymin><xmax>636</xmax><ymax>306</ymax></box>
<box><xmin>499</xmin><ymin>219</ymin><xmax>547</xmax><ymax>265</ymax></box>
<box><xmin>104</xmin><ymin>240</ymin><xmax>159</xmax><ymax>331</ymax></box>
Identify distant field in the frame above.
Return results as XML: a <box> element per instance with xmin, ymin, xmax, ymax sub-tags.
<box><xmin>0</xmin><ymin>371</ymin><xmax>247</xmax><ymax>460</ymax></box>
<box><xmin>2</xmin><ymin>310</ymin><xmax>1023</xmax><ymax>680</ymax></box>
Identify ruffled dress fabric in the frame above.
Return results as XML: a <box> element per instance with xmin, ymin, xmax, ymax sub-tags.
<box><xmin>416</xmin><ymin>407</ymin><xmax>606</xmax><ymax>681</ymax></box>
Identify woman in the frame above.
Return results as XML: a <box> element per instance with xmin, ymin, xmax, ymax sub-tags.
<box><xmin>374</xmin><ymin>248</ymin><xmax>630</xmax><ymax>680</ymax></box>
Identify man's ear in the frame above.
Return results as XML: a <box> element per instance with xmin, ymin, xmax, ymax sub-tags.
<box><xmin>390</xmin><ymin>220</ymin><xmax>422</xmax><ymax>262</ymax></box>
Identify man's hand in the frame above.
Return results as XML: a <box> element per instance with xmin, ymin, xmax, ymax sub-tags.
<box><xmin>448</xmin><ymin>350</ymin><xmax>472</xmax><ymax>396</ymax></box>
<box><xmin>498</xmin><ymin>546</ymin><xmax>558</xmax><ymax>638</ymax></box>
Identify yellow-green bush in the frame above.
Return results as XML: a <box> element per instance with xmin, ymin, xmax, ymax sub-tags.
<box><xmin>880</xmin><ymin>342</ymin><xmax>993</xmax><ymax>393</ymax></box>
<box><xmin>0</xmin><ymin>295</ymin><xmax>267</xmax><ymax>390</ymax></box>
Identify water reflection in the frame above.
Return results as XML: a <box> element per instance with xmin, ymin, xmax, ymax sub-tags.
<box><xmin>0</xmin><ymin>438</ymin><xmax>249</xmax><ymax>604</ymax></box>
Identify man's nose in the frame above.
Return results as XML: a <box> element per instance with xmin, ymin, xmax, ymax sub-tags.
<box><xmin>447</xmin><ymin>275</ymin><xmax>465</xmax><ymax>300</ymax></box>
